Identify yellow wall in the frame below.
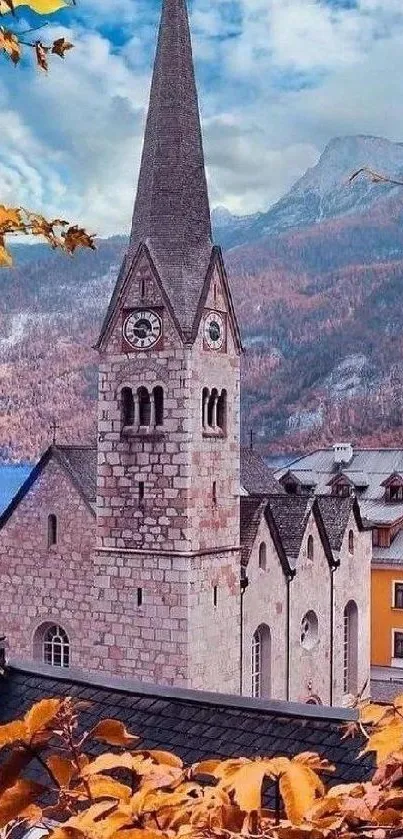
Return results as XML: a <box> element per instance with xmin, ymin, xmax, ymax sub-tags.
<box><xmin>372</xmin><ymin>567</ymin><xmax>403</xmax><ymax>665</ymax></box>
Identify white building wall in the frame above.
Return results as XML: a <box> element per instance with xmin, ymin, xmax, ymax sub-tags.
<box><xmin>332</xmin><ymin>513</ymin><xmax>372</xmax><ymax>705</ymax></box>
<box><xmin>242</xmin><ymin>516</ymin><xmax>287</xmax><ymax>700</ymax></box>
<box><xmin>289</xmin><ymin>516</ymin><xmax>332</xmax><ymax>704</ymax></box>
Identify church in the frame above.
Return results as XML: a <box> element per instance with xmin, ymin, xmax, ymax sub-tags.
<box><xmin>0</xmin><ymin>0</ymin><xmax>371</xmax><ymax>707</ymax></box>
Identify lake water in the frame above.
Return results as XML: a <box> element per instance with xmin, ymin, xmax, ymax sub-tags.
<box><xmin>0</xmin><ymin>464</ymin><xmax>33</xmax><ymax>515</ymax></box>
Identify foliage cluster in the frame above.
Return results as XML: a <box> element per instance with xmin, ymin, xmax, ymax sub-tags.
<box><xmin>0</xmin><ymin>696</ymin><xmax>403</xmax><ymax>839</ymax></box>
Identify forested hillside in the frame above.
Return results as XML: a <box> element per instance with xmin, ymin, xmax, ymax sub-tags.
<box><xmin>2</xmin><ymin>135</ymin><xmax>403</xmax><ymax>461</ymax></box>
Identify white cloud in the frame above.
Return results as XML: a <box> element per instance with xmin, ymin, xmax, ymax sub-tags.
<box><xmin>2</xmin><ymin>0</ymin><xmax>403</xmax><ymax>230</ymax></box>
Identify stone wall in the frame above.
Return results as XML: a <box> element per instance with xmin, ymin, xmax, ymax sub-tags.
<box><xmin>0</xmin><ymin>460</ymin><xmax>94</xmax><ymax>668</ymax></box>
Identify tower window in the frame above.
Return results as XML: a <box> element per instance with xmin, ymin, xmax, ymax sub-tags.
<box><xmin>137</xmin><ymin>587</ymin><xmax>143</xmax><ymax>607</ymax></box>
<box><xmin>138</xmin><ymin>387</ymin><xmax>151</xmax><ymax>426</ymax></box>
<box><xmin>202</xmin><ymin>387</ymin><xmax>209</xmax><ymax>429</ymax></box>
<box><xmin>307</xmin><ymin>535</ymin><xmax>314</xmax><ymax>562</ymax></box>
<box><xmin>212</xmin><ymin>481</ymin><xmax>217</xmax><ymax>506</ymax></box>
<box><xmin>153</xmin><ymin>386</ymin><xmax>164</xmax><ymax>426</ymax></box>
<box><xmin>139</xmin><ymin>481</ymin><xmax>145</xmax><ymax>503</ymax></box>
<box><xmin>213</xmin><ymin>585</ymin><xmax>218</xmax><ymax>607</ymax></box>
<box><xmin>207</xmin><ymin>388</ymin><xmax>218</xmax><ymax>428</ymax></box>
<box><xmin>217</xmin><ymin>389</ymin><xmax>227</xmax><ymax>432</ymax></box>
<box><xmin>48</xmin><ymin>514</ymin><xmax>57</xmax><ymax>548</ymax></box>
<box><xmin>121</xmin><ymin>387</ymin><xmax>135</xmax><ymax>427</ymax></box>
<box><xmin>140</xmin><ymin>278</ymin><xmax>146</xmax><ymax>299</ymax></box>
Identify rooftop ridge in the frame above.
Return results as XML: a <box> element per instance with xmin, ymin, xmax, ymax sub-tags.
<box><xmin>7</xmin><ymin>660</ymin><xmax>357</xmax><ymax>723</ymax></box>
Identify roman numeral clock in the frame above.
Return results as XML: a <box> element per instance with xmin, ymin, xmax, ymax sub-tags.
<box><xmin>122</xmin><ymin>309</ymin><xmax>163</xmax><ymax>351</ymax></box>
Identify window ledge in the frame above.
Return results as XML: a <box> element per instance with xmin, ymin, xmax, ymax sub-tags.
<box><xmin>122</xmin><ymin>426</ymin><xmax>165</xmax><ymax>439</ymax></box>
<box><xmin>392</xmin><ymin>606</ymin><xmax>403</xmax><ymax>611</ymax></box>
<box><xmin>202</xmin><ymin>429</ymin><xmax>226</xmax><ymax>439</ymax></box>
<box><xmin>391</xmin><ymin>657</ymin><xmax>403</xmax><ymax>668</ymax></box>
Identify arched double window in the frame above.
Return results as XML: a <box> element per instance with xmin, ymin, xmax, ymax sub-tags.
<box><xmin>121</xmin><ymin>385</ymin><xmax>164</xmax><ymax>431</ymax></box>
<box><xmin>251</xmin><ymin>624</ymin><xmax>271</xmax><ymax>698</ymax></box>
<box><xmin>34</xmin><ymin>623</ymin><xmax>70</xmax><ymax>668</ymax></box>
<box><xmin>343</xmin><ymin>600</ymin><xmax>358</xmax><ymax>694</ymax></box>
<box><xmin>202</xmin><ymin>387</ymin><xmax>227</xmax><ymax>435</ymax></box>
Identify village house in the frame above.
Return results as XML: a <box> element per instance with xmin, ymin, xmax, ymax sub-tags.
<box><xmin>0</xmin><ymin>0</ymin><xmax>371</xmax><ymax>707</ymax></box>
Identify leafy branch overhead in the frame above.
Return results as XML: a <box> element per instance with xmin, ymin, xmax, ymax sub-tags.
<box><xmin>1</xmin><ymin>694</ymin><xmax>403</xmax><ymax>839</ymax></box>
<box><xmin>0</xmin><ymin>205</ymin><xmax>96</xmax><ymax>266</ymax></box>
<box><xmin>0</xmin><ymin>0</ymin><xmax>74</xmax><ymax>71</ymax></box>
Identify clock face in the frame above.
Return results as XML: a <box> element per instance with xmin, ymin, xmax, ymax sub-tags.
<box><xmin>123</xmin><ymin>309</ymin><xmax>162</xmax><ymax>350</ymax></box>
<box><xmin>204</xmin><ymin>311</ymin><xmax>225</xmax><ymax>350</ymax></box>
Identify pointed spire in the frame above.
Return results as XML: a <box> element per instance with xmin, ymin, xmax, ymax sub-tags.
<box><xmin>127</xmin><ymin>0</ymin><xmax>213</xmax><ymax>335</ymax></box>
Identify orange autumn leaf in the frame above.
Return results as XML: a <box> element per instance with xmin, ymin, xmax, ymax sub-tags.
<box><xmin>35</xmin><ymin>40</ymin><xmax>49</xmax><ymax>71</ymax></box>
<box><xmin>62</xmin><ymin>225</ymin><xmax>96</xmax><ymax>253</ymax></box>
<box><xmin>0</xmin><ymin>698</ymin><xmax>62</xmax><ymax>748</ymax></box>
<box><xmin>363</xmin><ymin>717</ymin><xmax>403</xmax><ymax>765</ymax></box>
<box><xmin>90</xmin><ymin>719</ymin><xmax>139</xmax><ymax>747</ymax></box>
<box><xmin>0</xmin><ymin>26</ymin><xmax>20</xmax><ymax>62</ymax></box>
<box><xmin>0</xmin><ymin>779</ymin><xmax>45</xmax><ymax>828</ymax></box>
<box><xmin>279</xmin><ymin>762</ymin><xmax>325</xmax><ymax>825</ymax></box>
<box><xmin>51</xmin><ymin>36</ymin><xmax>73</xmax><ymax>57</ymax></box>
<box><xmin>46</xmin><ymin>754</ymin><xmax>76</xmax><ymax>788</ymax></box>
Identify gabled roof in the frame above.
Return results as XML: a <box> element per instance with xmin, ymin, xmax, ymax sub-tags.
<box><xmin>265</xmin><ymin>496</ymin><xmax>312</xmax><ymax>565</ymax></box>
<box><xmin>0</xmin><ymin>445</ymin><xmax>96</xmax><ymax>528</ymax></box>
<box><xmin>316</xmin><ymin>496</ymin><xmax>363</xmax><ymax>552</ymax></box>
<box><xmin>327</xmin><ymin>472</ymin><xmax>354</xmax><ymax>487</ymax></box>
<box><xmin>240</xmin><ymin>448</ymin><xmax>284</xmax><ymax>496</ymax></box>
<box><xmin>0</xmin><ymin>662</ymin><xmax>373</xmax><ymax>786</ymax></box>
<box><xmin>240</xmin><ymin>496</ymin><xmax>267</xmax><ymax>566</ymax></box>
<box><xmin>381</xmin><ymin>472</ymin><xmax>403</xmax><ymax>487</ymax></box>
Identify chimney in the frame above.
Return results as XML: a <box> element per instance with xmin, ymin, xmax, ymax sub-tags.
<box><xmin>333</xmin><ymin>443</ymin><xmax>354</xmax><ymax>466</ymax></box>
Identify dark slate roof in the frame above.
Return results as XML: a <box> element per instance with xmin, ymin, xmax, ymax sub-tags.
<box><xmin>55</xmin><ymin>445</ymin><xmax>97</xmax><ymax>504</ymax></box>
<box><xmin>266</xmin><ymin>496</ymin><xmax>312</xmax><ymax>562</ymax></box>
<box><xmin>240</xmin><ymin>448</ymin><xmax>284</xmax><ymax>495</ymax></box>
<box><xmin>99</xmin><ymin>0</ymin><xmax>214</xmax><ymax>342</ymax></box>
<box><xmin>240</xmin><ymin>496</ymin><xmax>267</xmax><ymax>565</ymax></box>
<box><xmin>0</xmin><ymin>663</ymin><xmax>373</xmax><ymax>785</ymax></box>
<box><xmin>316</xmin><ymin>496</ymin><xmax>363</xmax><ymax>552</ymax></box>
<box><xmin>0</xmin><ymin>445</ymin><xmax>96</xmax><ymax>529</ymax></box>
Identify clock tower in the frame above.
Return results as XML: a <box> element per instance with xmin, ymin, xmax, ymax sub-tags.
<box><xmin>91</xmin><ymin>0</ymin><xmax>242</xmax><ymax>691</ymax></box>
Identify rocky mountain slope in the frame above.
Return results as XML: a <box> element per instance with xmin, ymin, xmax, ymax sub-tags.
<box><xmin>3</xmin><ymin>134</ymin><xmax>403</xmax><ymax>461</ymax></box>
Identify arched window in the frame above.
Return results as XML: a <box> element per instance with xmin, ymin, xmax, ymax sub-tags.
<box><xmin>202</xmin><ymin>387</ymin><xmax>209</xmax><ymax>429</ymax></box>
<box><xmin>207</xmin><ymin>388</ymin><xmax>218</xmax><ymax>428</ymax></box>
<box><xmin>48</xmin><ymin>514</ymin><xmax>57</xmax><ymax>548</ymax></box>
<box><xmin>343</xmin><ymin>600</ymin><xmax>358</xmax><ymax>694</ymax></box>
<box><xmin>251</xmin><ymin>624</ymin><xmax>271</xmax><ymax>698</ymax></box>
<box><xmin>300</xmin><ymin>610</ymin><xmax>318</xmax><ymax>650</ymax></box>
<box><xmin>43</xmin><ymin>624</ymin><xmax>70</xmax><ymax>668</ymax></box>
<box><xmin>140</xmin><ymin>277</ymin><xmax>146</xmax><ymax>299</ymax></box>
<box><xmin>348</xmin><ymin>529</ymin><xmax>354</xmax><ymax>555</ymax></box>
<box><xmin>121</xmin><ymin>387</ymin><xmax>135</xmax><ymax>427</ymax></box>
<box><xmin>258</xmin><ymin>542</ymin><xmax>267</xmax><ymax>571</ymax></box>
<box><xmin>138</xmin><ymin>387</ymin><xmax>151</xmax><ymax>426</ymax></box>
<box><xmin>217</xmin><ymin>389</ymin><xmax>227</xmax><ymax>433</ymax></box>
<box><xmin>212</xmin><ymin>481</ymin><xmax>217</xmax><ymax>506</ymax></box>
<box><xmin>153</xmin><ymin>386</ymin><xmax>164</xmax><ymax>427</ymax></box>
<box><xmin>307</xmin><ymin>535</ymin><xmax>314</xmax><ymax>562</ymax></box>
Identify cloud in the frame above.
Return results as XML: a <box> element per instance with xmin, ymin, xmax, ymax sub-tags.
<box><xmin>2</xmin><ymin>0</ymin><xmax>403</xmax><ymax>230</ymax></box>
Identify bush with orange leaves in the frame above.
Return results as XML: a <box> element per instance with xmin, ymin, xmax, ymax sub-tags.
<box><xmin>0</xmin><ymin>695</ymin><xmax>403</xmax><ymax>839</ymax></box>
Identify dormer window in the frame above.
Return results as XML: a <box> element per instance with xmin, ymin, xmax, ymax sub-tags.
<box><xmin>382</xmin><ymin>474</ymin><xmax>403</xmax><ymax>502</ymax></box>
<box><xmin>328</xmin><ymin>474</ymin><xmax>353</xmax><ymax>498</ymax></box>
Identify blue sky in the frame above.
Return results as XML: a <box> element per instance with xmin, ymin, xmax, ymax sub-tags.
<box><xmin>1</xmin><ymin>0</ymin><xmax>403</xmax><ymax>235</ymax></box>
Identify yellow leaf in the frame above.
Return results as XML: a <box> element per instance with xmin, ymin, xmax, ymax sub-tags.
<box><xmin>0</xmin><ymin>779</ymin><xmax>44</xmax><ymax>828</ymax></box>
<box><xmin>24</xmin><ymin>698</ymin><xmax>62</xmax><ymax>739</ymax></box>
<box><xmin>0</xmin><ymin>0</ymin><xmax>68</xmax><ymax>13</ymax></box>
<box><xmin>279</xmin><ymin>763</ymin><xmax>324</xmax><ymax>825</ymax></box>
<box><xmin>85</xmin><ymin>775</ymin><xmax>132</xmax><ymax>804</ymax></box>
<box><xmin>363</xmin><ymin>718</ymin><xmax>403</xmax><ymax>765</ymax></box>
<box><xmin>90</xmin><ymin>719</ymin><xmax>139</xmax><ymax>747</ymax></box>
<box><xmin>0</xmin><ymin>205</ymin><xmax>22</xmax><ymax>229</ymax></box>
<box><xmin>146</xmin><ymin>750</ymin><xmax>183</xmax><ymax>768</ymax></box>
<box><xmin>82</xmin><ymin>752</ymin><xmax>137</xmax><ymax>777</ymax></box>
<box><xmin>0</xmin><ymin>719</ymin><xmax>25</xmax><ymax>747</ymax></box>
<box><xmin>360</xmin><ymin>703</ymin><xmax>390</xmax><ymax>726</ymax></box>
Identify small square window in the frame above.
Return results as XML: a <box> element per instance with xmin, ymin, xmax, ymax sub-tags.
<box><xmin>394</xmin><ymin>631</ymin><xmax>403</xmax><ymax>658</ymax></box>
<box><xmin>394</xmin><ymin>583</ymin><xmax>403</xmax><ymax>609</ymax></box>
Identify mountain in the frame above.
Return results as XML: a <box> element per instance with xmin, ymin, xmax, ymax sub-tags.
<box><xmin>3</xmin><ymin>134</ymin><xmax>403</xmax><ymax>461</ymax></box>
<box><xmin>213</xmin><ymin>135</ymin><xmax>403</xmax><ymax>249</ymax></box>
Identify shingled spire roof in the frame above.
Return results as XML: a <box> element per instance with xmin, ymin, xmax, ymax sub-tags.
<box><xmin>99</xmin><ymin>0</ymin><xmax>214</xmax><ymax>343</ymax></box>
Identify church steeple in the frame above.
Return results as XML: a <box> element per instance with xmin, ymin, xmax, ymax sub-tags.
<box><xmin>100</xmin><ymin>0</ymin><xmax>214</xmax><ymax>344</ymax></box>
